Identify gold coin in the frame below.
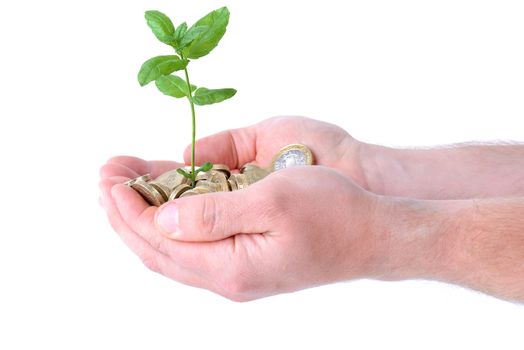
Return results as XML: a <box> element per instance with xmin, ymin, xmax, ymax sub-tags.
<box><xmin>239</xmin><ymin>164</ymin><xmax>256</xmax><ymax>173</ymax></box>
<box><xmin>131</xmin><ymin>180</ymin><xmax>166</xmax><ymax>206</ymax></box>
<box><xmin>228</xmin><ymin>177</ymin><xmax>238</xmax><ymax>191</ymax></box>
<box><xmin>196</xmin><ymin>180</ymin><xmax>221</xmax><ymax>192</ymax></box>
<box><xmin>208</xmin><ymin>171</ymin><xmax>230</xmax><ymax>192</ymax></box>
<box><xmin>230</xmin><ymin>173</ymin><xmax>249</xmax><ymax>190</ymax></box>
<box><xmin>195</xmin><ymin>171</ymin><xmax>212</xmax><ymax>182</ymax></box>
<box><xmin>179</xmin><ymin>186</ymin><xmax>212</xmax><ymax>198</ymax></box>
<box><xmin>211</xmin><ymin>164</ymin><xmax>231</xmax><ymax>178</ymax></box>
<box><xmin>243</xmin><ymin>172</ymin><xmax>265</xmax><ymax>185</ymax></box>
<box><xmin>270</xmin><ymin>144</ymin><xmax>314</xmax><ymax>172</ymax></box>
<box><xmin>153</xmin><ymin>169</ymin><xmax>190</xmax><ymax>190</ymax></box>
<box><xmin>168</xmin><ymin>183</ymin><xmax>191</xmax><ymax>200</ymax></box>
<box><xmin>241</xmin><ymin>163</ymin><xmax>270</xmax><ymax>183</ymax></box>
<box><xmin>125</xmin><ymin>174</ymin><xmax>151</xmax><ymax>187</ymax></box>
<box><xmin>149</xmin><ymin>182</ymin><xmax>170</xmax><ymax>201</ymax></box>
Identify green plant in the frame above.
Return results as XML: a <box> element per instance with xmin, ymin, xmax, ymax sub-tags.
<box><xmin>138</xmin><ymin>6</ymin><xmax>236</xmax><ymax>187</ymax></box>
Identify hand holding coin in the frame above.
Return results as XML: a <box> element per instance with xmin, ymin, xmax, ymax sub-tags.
<box><xmin>127</xmin><ymin>143</ymin><xmax>314</xmax><ymax>206</ymax></box>
<box><xmin>101</xmin><ymin>159</ymin><xmax>382</xmax><ymax>302</ymax></box>
<box><xmin>179</xmin><ymin>116</ymin><xmax>365</xmax><ymax>188</ymax></box>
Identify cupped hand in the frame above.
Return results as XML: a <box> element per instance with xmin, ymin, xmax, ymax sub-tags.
<box><xmin>184</xmin><ymin>116</ymin><xmax>368</xmax><ymax>188</ymax></box>
<box><xmin>100</xmin><ymin>157</ymin><xmax>385</xmax><ymax>301</ymax></box>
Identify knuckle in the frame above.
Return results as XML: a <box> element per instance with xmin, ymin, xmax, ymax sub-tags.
<box><xmin>258</xmin><ymin>187</ymin><xmax>288</xmax><ymax>219</ymax></box>
<box><xmin>99</xmin><ymin>164</ymin><xmax>114</xmax><ymax>178</ymax></box>
<box><xmin>195</xmin><ymin>196</ymin><xmax>219</xmax><ymax>237</ymax></box>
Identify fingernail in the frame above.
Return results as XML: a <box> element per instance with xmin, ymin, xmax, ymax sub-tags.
<box><xmin>157</xmin><ymin>204</ymin><xmax>180</xmax><ymax>236</ymax></box>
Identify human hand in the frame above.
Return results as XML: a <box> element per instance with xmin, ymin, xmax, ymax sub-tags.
<box><xmin>183</xmin><ymin>116</ymin><xmax>369</xmax><ymax>188</ymax></box>
<box><xmin>100</xmin><ymin>157</ymin><xmax>389</xmax><ymax>301</ymax></box>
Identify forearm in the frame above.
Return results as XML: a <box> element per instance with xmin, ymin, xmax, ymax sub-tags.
<box><xmin>373</xmin><ymin>195</ymin><xmax>524</xmax><ymax>302</ymax></box>
<box><xmin>359</xmin><ymin>142</ymin><xmax>524</xmax><ymax>199</ymax></box>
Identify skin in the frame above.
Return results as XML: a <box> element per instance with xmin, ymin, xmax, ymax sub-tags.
<box><xmin>99</xmin><ymin>116</ymin><xmax>524</xmax><ymax>302</ymax></box>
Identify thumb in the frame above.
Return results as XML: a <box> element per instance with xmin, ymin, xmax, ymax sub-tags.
<box><xmin>155</xmin><ymin>189</ymin><xmax>271</xmax><ymax>242</ymax></box>
<box><xmin>183</xmin><ymin>128</ymin><xmax>256</xmax><ymax>170</ymax></box>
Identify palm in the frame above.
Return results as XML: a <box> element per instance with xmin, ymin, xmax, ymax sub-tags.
<box><xmin>100</xmin><ymin>157</ymin><xmax>365</xmax><ymax>301</ymax></box>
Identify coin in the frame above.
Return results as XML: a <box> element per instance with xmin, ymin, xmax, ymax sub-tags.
<box><xmin>195</xmin><ymin>171</ymin><xmax>212</xmax><ymax>182</ymax></box>
<box><xmin>168</xmin><ymin>183</ymin><xmax>191</xmax><ymax>200</ymax></box>
<box><xmin>208</xmin><ymin>171</ymin><xmax>230</xmax><ymax>192</ymax></box>
<box><xmin>243</xmin><ymin>172</ymin><xmax>265</xmax><ymax>185</ymax></box>
<box><xmin>179</xmin><ymin>186</ymin><xmax>212</xmax><ymax>198</ymax></box>
<box><xmin>131</xmin><ymin>180</ymin><xmax>166</xmax><ymax>206</ymax></box>
<box><xmin>228</xmin><ymin>178</ymin><xmax>238</xmax><ymax>191</ymax></box>
<box><xmin>240</xmin><ymin>164</ymin><xmax>259</xmax><ymax>173</ymax></box>
<box><xmin>230</xmin><ymin>173</ymin><xmax>249</xmax><ymax>190</ymax></box>
<box><xmin>211</xmin><ymin>164</ymin><xmax>231</xmax><ymax>178</ymax></box>
<box><xmin>195</xmin><ymin>180</ymin><xmax>221</xmax><ymax>192</ymax></box>
<box><xmin>125</xmin><ymin>174</ymin><xmax>151</xmax><ymax>187</ymax></box>
<box><xmin>271</xmin><ymin>144</ymin><xmax>313</xmax><ymax>171</ymax></box>
<box><xmin>129</xmin><ymin>144</ymin><xmax>313</xmax><ymax>200</ymax></box>
<box><xmin>241</xmin><ymin>163</ymin><xmax>270</xmax><ymax>183</ymax></box>
<box><xmin>149</xmin><ymin>182</ymin><xmax>170</xmax><ymax>201</ymax></box>
<box><xmin>153</xmin><ymin>169</ymin><xmax>190</xmax><ymax>190</ymax></box>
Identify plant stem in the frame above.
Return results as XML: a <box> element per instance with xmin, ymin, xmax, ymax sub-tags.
<box><xmin>182</xmin><ymin>63</ymin><xmax>197</xmax><ymax>188</ymax></box>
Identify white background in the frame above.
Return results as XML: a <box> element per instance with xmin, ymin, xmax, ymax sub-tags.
<box><xmin>0</xmin><ymin>0</ymin><xmax>523</xmax><ymax>349</ymax></box>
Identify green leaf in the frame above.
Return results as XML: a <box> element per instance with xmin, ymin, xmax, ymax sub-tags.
<box><xmin>192</xmin><ymin>87</ymin><xmax>236</xmax><ymax>105</ymax></box>
<box><xmin>155</xmin><ymin>75</ymin><xmax>196</xmax><ymax>98</ymax></box>
<box><xmin>198</xmin><ymin>162</ymin><xmax>213</xmax><ymax>172</ymax></box>
<box><xmin>178</xmin><ymin>26</ymin><xmax>206</xmax><ymax>52</ymax></box>
<box><xmin>182</xmin><ymin>7</ymin><xmax>230</xmax><ymax>59</ymax></box>
<box><xmin>145</xmin><ymin>10</ymin><xmax>175</xmax><ymax>45</ymax></box>
<box><xmin>176</xmin><ymin>168</ymin><xmax>192</xmax><ymax>178</ymax></box>
<box><xmin>138</xmin><ymin>56</ymin><xmax>189</xmax><ymax>86</ymax></box>
<box><xmin>174</xmin><ymin>22</ymin><xmax>188</xmax><ymax>46</ymax></box>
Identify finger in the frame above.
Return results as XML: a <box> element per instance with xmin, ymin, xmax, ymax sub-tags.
<box><xmin>110</xmin><ymin>183</ymin><xmax>233</xmax><ymax>274</ymax></box>
<box><xmin>100</xmin><ymin>177</ymin><xmax>216</xmax><ymax>290</ymax></box>
<box><xmin>100</xmin><ymin>163</ymin><xmax>140</xmax><ymax>179</ymax></box>
<box><xmin>104</xmin><ymin>156</ymin><xmax>184</xmax><ymax>178</ymax></box>
<box><xmin>100</xmin><ymin>177</ymin><xmax>168</xmax><ymax>264</ymax></box>
<box><xmin>155</xmin><ymin>187</ymin><xmax>272</xmax><ymax>242</ymax></box>
<box><xmin>183</xmin><ymin>128</ymin><xmax>257</xmax><ymax>169</ymax></box>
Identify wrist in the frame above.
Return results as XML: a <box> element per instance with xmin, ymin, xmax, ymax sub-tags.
<box><xmin>351</xmin><ymin>142</ymin><xmax>406</xmax><ymax>195</ymax></box>
<box><xmin>335</xmin><ymin>138</ymin><xmax>385</xmax><ymax>192</ymax></box>
<box><xmin>366</xmin><ymin>196</ymin><xmax>465</xmax><ymax>281</ymax></box>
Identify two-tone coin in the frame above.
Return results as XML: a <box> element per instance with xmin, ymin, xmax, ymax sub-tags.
<box><xmin>271</xmin><ymin>144</ymin><xmax>314</xmax><ymax>171</ymax></box>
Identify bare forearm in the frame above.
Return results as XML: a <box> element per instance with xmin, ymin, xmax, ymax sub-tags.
<box><xmin>359</xmin><ymin>142</ymin><xmax>524</xmax><ymax>199</ymax></box>
<box><xmin>374</xmin><ymin>196</ymin><xmax>524</xmax><ymax>302</ymax></box>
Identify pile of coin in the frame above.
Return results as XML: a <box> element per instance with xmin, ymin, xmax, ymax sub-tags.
<box><xmin>126</xmin><ymin>143</ymin><xmax>314</xmax><ymax>206</ymax></box>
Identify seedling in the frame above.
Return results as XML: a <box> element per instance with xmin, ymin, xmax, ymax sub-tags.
<box><xmin>138</xmin><ymin>7</ymin><xmax>236</xmax><ymax>187</ymax></box>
